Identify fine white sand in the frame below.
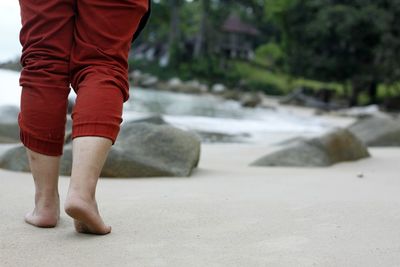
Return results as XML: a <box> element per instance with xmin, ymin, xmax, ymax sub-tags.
<box><xmin>1</xmin><ymin>144</ymin><xmax>399</xmax><ymax>267</ymax></box>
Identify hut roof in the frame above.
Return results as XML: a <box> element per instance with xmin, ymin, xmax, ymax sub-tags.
<box><xmin>221</xmin><ymin>14</ymin><xmax>260</xmax><ymax>36</ymax></box>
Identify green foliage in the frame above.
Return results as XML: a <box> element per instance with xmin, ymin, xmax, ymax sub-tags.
<box><xmin>168</xmin><ymin>41</ymin><xmax>183</xmax><ymax>69</ymax></box>
<box><xmin>266</xmin><ymin>0</ymin><xmax>400</xmax><ymax>105</ymax></box>
<box><xmin>254</xmin><ymin>42</ymin><xmax>284</xmax><ymax>68</ymax></box>
<box><xmin>234</xmin><ymin>61</ymin><xmax>286</xmax><ymax>94</ymax></box>
<box><xmin>265</xmin><ymin>0</ymin><xmax>298</xmax><ymax>20</ymax></box>
<box><xmin>233</xmin><ymin>61</ymin><xmax>342</xmax><ymax>95</ymax></box>
<box><xmin>180</xmin><ymin>56</ymin><xmax>238</xmax><ymax>84</ymax></box>
<box><xmin>130</xmin><ymin>56</ymin><xmax>241</xmax><ymax>87</ymax></box>
<box><xmin>264</xmin><ymin>0</ymin><xmax>298</xmax><ymax>58</ymax></box>
<box><xmin>128</xmin><ymin>0</ymin><xmax>400</xmax><ymax>106</ymax></box>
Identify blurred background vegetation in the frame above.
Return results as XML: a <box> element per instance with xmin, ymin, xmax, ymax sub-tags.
<box><xmin>129</xmin><ymin>0</ymin><xmax>400</xmax><ymax>109</ymax></box>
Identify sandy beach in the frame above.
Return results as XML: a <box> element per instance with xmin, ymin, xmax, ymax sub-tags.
<box><xmin>1</xmin><ymin>0</ymin><xmax>400</xmax><ymax>265</ymax></box>
<box><xmin>1</xmin><ymin>143</ymin><xmax>399</xmax><ymax>267</ymax></box>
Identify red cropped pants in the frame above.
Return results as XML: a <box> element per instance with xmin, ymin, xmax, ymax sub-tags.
<box><xmin>18</xmin><ymin>0</ymin><xmax>150</xmax><ymax>156</ymax></box>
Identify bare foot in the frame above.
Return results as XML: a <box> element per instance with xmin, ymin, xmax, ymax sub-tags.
<box><xmin>64</xmin><ymin>193</ymin><xmax>111</xmax><ymax>235</ymax></box>
<box><xmin>25</xmin><ymin>192</ymin><xmax>60</xmax><ymax>228</ymax></box>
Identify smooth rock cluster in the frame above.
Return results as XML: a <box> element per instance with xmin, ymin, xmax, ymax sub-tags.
<box><xmin>348</xmin><ymin>116</ymin><xmax>400</xmax><ymax>146</ymax></box>
<box><xmin>128</xmin><ymin>71</ymin><xmax>268</xmax><ymax>108</ymax></box>
<box><xmin>0</xmin><ymin>121</ymin><xmax>201</xmax><ymax>178</ymax></box>
<box><xmin>251</xmin><ymin>128</ymin><xmax>370</xmax><ymax>167</ymax></box>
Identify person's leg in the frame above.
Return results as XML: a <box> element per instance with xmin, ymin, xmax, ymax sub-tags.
<box><xmin>18</xmin><ymin>0</ymin><xmax>75</xmax><ymax>227</ymax></box>
<box><xmin>24</xmin><ymin>149</ymin><xmax>60</xmax><ymax>227</ymax></box>
<box><xmin>64</xmin><ymin>137</ymin><xmax>112</xmax><ymax>235</ymax></box>
<box><xmin>66</xmin><ymin>0</ymin><xmax>149</xmax><ymax>234</ymax></box>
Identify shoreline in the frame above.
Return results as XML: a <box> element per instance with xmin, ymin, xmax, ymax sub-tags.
<box><xmin>0</xmin><ymin>68</ymin><xmax>357</xmax><ymax>146</ymax></box>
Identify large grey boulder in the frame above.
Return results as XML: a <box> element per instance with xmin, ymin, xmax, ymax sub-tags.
<box><xmin>251</xmin><ymin>128</ymin><xmax>370</xmax><ymax>167</ymax></box>
<box><xmin>125</xmin><ymin>115</ymin><xmax>167</xmax><ymax>125</ymax></box>
<box><xmin>63</xmin><ymin>122</ymin><xmax>201</xmax><ymax>177</ymax></box>
<box><xmin>348</xmin><ymin>116</ymin><xmax>400</xmax><ymax>146</ymax></box>
<box><xmin>64</xmin><ymin>116</ymin><xmax>166</xmax><ymax>144</ymax></box>
<box><xmin>193</xmin><ymin>130</ymin><xmax>249</xmax><ymax>143</ymax></box>
<box><xmin>0</xmin><ymin>145</ymin><xmax>29</xmax><ymax>171</ymax></box>
<box><xmin>0</xmin><ymin>105</ymin><xmax>20</xmax><ymax>143</ymax></box>
<box><xmin>1</xmin><ymin>122</ymin><xmax>201</xmax><ymax>178</ymax></box>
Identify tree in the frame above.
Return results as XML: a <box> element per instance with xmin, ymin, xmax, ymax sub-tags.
<box><xmin>267</xmin><ymin>0</ymin><xmax>400</xmax><ymax>106</ymax></box>
<box><xmin>193</xmin><ymin>0</ymin><xmax>211</xmax><ymax>57</ymax></box>
<box><xmin>168</xmin><ymin>0</ymin><xmax>184</xmax><ymax>67</ymax></box>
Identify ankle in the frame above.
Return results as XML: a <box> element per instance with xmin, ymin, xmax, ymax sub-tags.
<box><xmin>67</xmin><ymin>186</ymin><xmax>95</xmax><ymax>202</ymax></box>
<box><xmin>34</xmin><ymin>191</ymin><xmax>59</xmax><ymax>207</ymax></box>
<box><xmin>35</xmin><ymin>189</ymin><xmax>59</xmax><ymax>200</ymax></box>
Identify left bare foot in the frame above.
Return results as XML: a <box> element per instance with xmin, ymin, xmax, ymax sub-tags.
<box><xmin>25</xmin><ymin>192</ymin><xmax>60</xmax><ymax>228</ymax></box>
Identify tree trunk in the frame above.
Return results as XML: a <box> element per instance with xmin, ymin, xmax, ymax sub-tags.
<box><xmin>193</xmin><ymin>0</ymin><xmax>210</xmax><ymax>58</ymax></box>
<box><xmin>350</xmin><ymin>80</ymin><xmax>361</xmax><ymax>107</ymax></box>
<box><xmin>368</xmin><ymin>80</ymin><xmax>378</xmax><ymax>104</ymax></box>
<box><xmin>168</xmin><ymin>0</ymin><xmax>181</xmax><ymax>63</ymax></box>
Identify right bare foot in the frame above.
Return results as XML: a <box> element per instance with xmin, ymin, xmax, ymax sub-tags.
<box><xmin>64</xmin><ymin>193</ymin><xmax>111</xmax><ymax>235</ymax></box>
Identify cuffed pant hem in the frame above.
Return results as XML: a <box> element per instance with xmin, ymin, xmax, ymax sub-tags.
<box><xmin>71</xmin><ymin>122</ymin><xmax>120</xmax><ymax>145</ymax></box>
<box><xmin>19</xmin><ymin>128</ymin><xmax>64</xmax><ymax>157</ymax></box>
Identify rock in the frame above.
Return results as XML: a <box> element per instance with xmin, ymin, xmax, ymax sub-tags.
<box><xmin>348</xmin><ymin>116</ymin><xmax>400</xmax><ymax>146</ymax></box>
<box><xmin>258</xmin><ymin>95</ymin><xmax>278</xmax><ymax>110</ymax></box>
<box><xmin>128</xmin><ymin>71</ymin><xmax>159</xmax><ymax>88</ymax></box>
<box><xmin>1</xmin><ymin>123</ymin><xmax>201</xmax><ymax>178</ymax></box>
<box><xmin>198</xmin><ymin>84</ymin><xmax>209</xmax><ymax>93</ymax></box>
<box><xmin>185</xmin><ymin>80</ymin><xmax>201</xmax><ymax>88</ymax></box>
<box><xmin>333</xmin><ymin>105</ymin><xmax>382</xmax><ymax>118</ymax></box>
<box><xmin>141</xmin><ymin>76</ymin><xmax>159</xmax><ymax>88</ymax></box>
<box><xmin>129</xmin><ymin>70</ymin><xmax>143</xmax><ymax>81</ymax></box>
<box><xmin>164</xmin><ymin>77</ymin><xmax>197</xmax><ymax>93</ymax></box>
<box><xmin>240</xmin><ymin>93</ymin><xmax>262</xmax><ymax>108</ymax></box>
<box><xmin>0</xmin><ymin>106</ymin><xmax>20</xmax><ymax>143</ymax></box>
<box><xmin>220</xmin><ymin>90</ymin><xmax>242</xmax><ymax>101</ymax></box>
<box><xmin>383</xmin><ymin>96</ymin><xmax>400</xmax><ymax>112</ymax></box>
<box><xmin>129</xmin><ymin>70</ymin><xmax>149</xmax><ymax>85</ymax></box>
<box><xmin>211</xmin><ymin>84</ymin><xmax>227</xmax><ymax>94</ymax></box>
<box><xmin>183</xmin><ymin>80</ymin><xmax>209</xmax><ymax>94</ymax></box>
<box><xmin>68</xmin><ymin>122</ymin><xmax>200</xmax><ymax>177</ymax></box>
<box><xmin>194</xmin><ymin>130</ymin><xmax>249</xmax><ymax>143</ymax></box>
<box><xmin>64</xmin><ymin>116</ymin><xmax>166</xmax><ymax>145</ymax></box>
<box><xmin>280</xmin><ymin>88</ymin><xmax>342</xmax><ymax>110</ymax></box>
<box><xmin>167</xmin><ymin>77</ymin><xmax>183</xmax><ymax>90</ymax></box>
<box><xmin>250</xmin><ymin>128</ymin><xmax>370</xmax><ymax>167</ymax></box>
<box><xmin>0</xmin><ymin>146</ymin><xmax>30</xmax><ymax>172</ymax></box>
<box><xmin>125</xmin><ymin>115</ymin><xmax>167</xmax><ymax>125</ymax></box>
<box><xmin>164</xmin><ymin>78</ymin><xmax>209</xmax><ymax>94</ymax></box>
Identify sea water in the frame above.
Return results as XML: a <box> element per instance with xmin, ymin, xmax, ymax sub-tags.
<box><xmin>0</xmin><ymin>69</ymin><xmax>333</xmax><ymax>144</ymax></box>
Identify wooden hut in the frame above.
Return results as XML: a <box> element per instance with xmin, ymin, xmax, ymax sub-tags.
<box><xmin>218</xmin><ymin>13</ymin><xmax>260</xmax><ymax>59</ymax></box>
